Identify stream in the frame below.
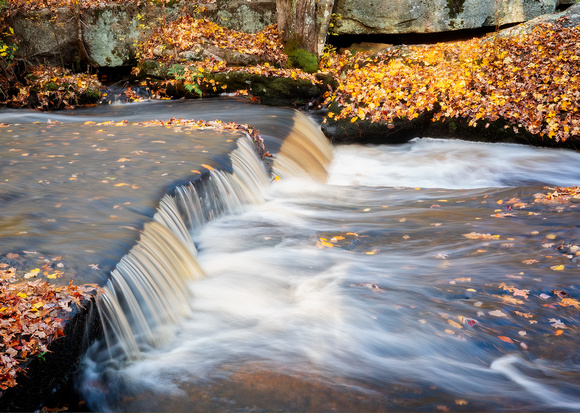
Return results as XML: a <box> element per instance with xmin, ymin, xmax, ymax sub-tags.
<box><xmin>1</xmin><ymin>98</ymin><xmax>579</xmax><ymax>411</ymax></box>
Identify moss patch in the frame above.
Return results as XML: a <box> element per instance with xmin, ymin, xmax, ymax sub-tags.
<box><xmin>286</xmin><ymin>48</ymin><xmax>319</xmax><ymax>74</ymax></box>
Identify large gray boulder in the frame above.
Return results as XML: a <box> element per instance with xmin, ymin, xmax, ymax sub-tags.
<box><xmin>331</xmin><ymin>0</ymin><xmax>573</xmax><ymax>35</ymax></box>
<box><xmin>8</xmin><ymin>0</ymin><xmax>277</xmax><ymax>68</ymax></box>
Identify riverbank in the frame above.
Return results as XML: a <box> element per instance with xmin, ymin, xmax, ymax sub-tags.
<box><xmin>1</xmin><ymin>3</ymin><xmax>579</xmax><ymax>149</ymax></box>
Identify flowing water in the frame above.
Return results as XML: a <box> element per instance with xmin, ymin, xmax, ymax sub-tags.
<box><xmin>1</xmin><ymin>99</ymin><xmax>579</xmax><ymax>411</ymax></box>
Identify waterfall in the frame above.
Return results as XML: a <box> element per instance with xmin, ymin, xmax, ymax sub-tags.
<box><xmin>273</xmin><ymin>111</ymin><xmax>334</xmax><ymax>183</ymax></box>
<box><xmin>95</xmin><ymin>113</ymin><xmax>333</xmax><ymax>361</ymax></box>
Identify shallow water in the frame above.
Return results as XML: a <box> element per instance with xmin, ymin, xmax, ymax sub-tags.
<box><xmin>71</xmin><ymin>108</ymin><xmax>580</xmax><ymax>412</ymax></box>
<box><xmin>0</xmin><ymin>99</ymin><xmax>298</xmax><ymax>283</ymax></box>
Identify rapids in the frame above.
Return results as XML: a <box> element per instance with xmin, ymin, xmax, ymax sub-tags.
<box><xmin>1</xmin><ymin>99</ymin><xmax>579</xmax><ymax>411</ymax></box>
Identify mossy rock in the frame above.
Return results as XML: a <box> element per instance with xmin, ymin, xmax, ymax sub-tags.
<box><xmin>322</xmin><ymin>110</ymin><xmax>433</xmax><ymax>144</ymax></box>
<box><xmin>79</xmin><ymin>87</ymin><xmax>102</xmax><ymax>105</ymax></box>
<box><xmin>322</xmin><ymin>100</ymin><xmax>580</xmax><ymax>150</ymax></box>
<box><xmin>286</xmin><ymin>48</ymin><xmax>319</xmax><ymax>74</ymax></box>
<box><xmin>425</xmin><ymin>116</ymin><xmax>580</xmax><ymax>150</ymax></box>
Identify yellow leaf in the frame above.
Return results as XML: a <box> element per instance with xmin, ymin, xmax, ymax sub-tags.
<box><xmin>47</xmin><ymin>273</ymin><xmax>57</xmax><ymax>279</ymax></box>
<box><xmin>201</xmin><ymin>164</ymin><xmax>214</xmax><ymax>171</ymax></box>
<box><xmin>350</xmin><ymin>116</ymin><xmax>358</xmax><ymax>123</ymax></box>
<box><xmin>448</xmin><ymin>319</ymin><xmax>463</xmax><ymax>329</ymax></box>
<box><xmin>550</xmin><ymin>265</ymin><xmax>565</xmax><ymax>271</ymax></box>
<box><xmin>559</xmin><ymin>298</ymin><xmax>580</xmax><ymax>308</ymax></box>
<box><xmin>17</xmin><ymin>292</ymin><xmax>27</xmax><ymax>299</ymax></box>
<box><xmin>555</xmin><ymin>330</ymin><xmax>564</xmax><ymax>336</ymax></box>
<box><xmin>114</xmin><ymin>183</ymin><xmax>130</xmax><ymax>187</ymax></box>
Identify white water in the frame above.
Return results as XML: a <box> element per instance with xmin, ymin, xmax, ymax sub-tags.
<box><xmin>81</xmin><ymin>133</ymin><xmax>580</xmax><ymax>411</ymax></box>
<box><xmin>329</xmin><ymin>138</ymin><xmax>580</xmax><ymax>189</ymax></box>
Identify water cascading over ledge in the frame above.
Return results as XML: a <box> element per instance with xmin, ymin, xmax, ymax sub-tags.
<box><xmin>93</xmin><ymin>112</ymin><xmax>333</xmax><ymax>362</ymax></box>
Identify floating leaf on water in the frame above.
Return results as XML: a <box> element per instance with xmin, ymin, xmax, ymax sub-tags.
<box><xmin>498</xmin><ymin>336</ymin><xmax>514</xmax><ymax>343</ymax></box>
<box><xmin>489</xmin><ymin>310</ymin><xmax>508</xmax><ymax>317</ymax></box>
<box><xmin>448</xmin><ymin>319</ymin><xmax>463</xmax><ymax>329</ymax></box>
<box><xmin>522</xmin><ymin>259</ymin><xmax>538</xmax><ymax>264</ymax></box>
<box><xmin>550</xmin><ymin>265</ymin><xmax>565</xmax><ymax>271</ymax></box>
<box><xmin>549</xmin><ymin>318</ymin><xmax>567</xmax><ymax>329</ymax></box>
<box><xmin>463</xmin><ymin>232</ymin><xmax>500</xmax><ymax>240</ymax></box>
<box><xmin>559</xmin><ymin>298</ymin><xmax>580</xmax><ymax>308</ymax></box>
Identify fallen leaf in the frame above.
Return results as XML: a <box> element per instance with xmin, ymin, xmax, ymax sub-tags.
<box><xmin>489</xmin><ymin>310</ymin><xmax>508</xmax><ymax>317</ymax></box>
<box><xmin>549</xmin><ymin>318</ymin><xmax>567</xmax><ymax>329</ymax></box>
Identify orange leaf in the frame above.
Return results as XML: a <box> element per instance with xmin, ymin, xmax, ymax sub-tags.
<box><xmin>498</xmin><ymin>336</ymin><xmax>514</xmax><ymax>343</ymax></box>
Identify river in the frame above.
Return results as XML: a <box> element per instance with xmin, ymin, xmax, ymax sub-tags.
<box><xmin>1</xmin><ymin>98</ymin><xmax>579</xmax><ymax>411</ymax></box>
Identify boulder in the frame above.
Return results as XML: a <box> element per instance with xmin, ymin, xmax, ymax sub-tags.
<box><xmin>8</xmin><ymin>1</ymin><xmax>276</xmax><ymax>68</ymax></box>
<box><xmin>331</xmin><ymin>0</ymin><xmax>566</xmax><ymax>35</ymax></box>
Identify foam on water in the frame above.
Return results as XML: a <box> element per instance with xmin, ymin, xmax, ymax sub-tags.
<box><xmin>328</xmin><ymin>138</ymin><xmax>580</xmax><ymax>189</ymax></box>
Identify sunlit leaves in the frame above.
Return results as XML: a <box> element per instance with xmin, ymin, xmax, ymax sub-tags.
<box><xmin>326</xmin><ymin>21</ymin><xmax>580</xmax><ymax>142</ymax></box>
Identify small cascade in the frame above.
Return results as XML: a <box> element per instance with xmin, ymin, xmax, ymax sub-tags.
<box><xmin>273</xmin><ymin>111</ymin><xmax>334</xmax><ymax>182</ymax></box>
<box><xmin>98</xmin><ymin>221</ymin><xmax>204</xmax><ymax>360</ymax></box>
<box><xmin>175</xmin><ymin>136</ymin><xmax>270</xmax><ymax>231</ymax></box>
<box><xmin>96</xmin><ymin>135</ymin><xmax>271</xmax><ymax>361</ymax></box>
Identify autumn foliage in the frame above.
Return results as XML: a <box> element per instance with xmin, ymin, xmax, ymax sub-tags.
<box><xmin>3</xmin><ymin>66</ymin><xmax>102</xmax><ymax>109</ymax></box>
<box><xmin>0</xmin><ymin>261</ymin><xmax>97</xmax><ymax>390</ymax></box>
<box><xmin>323</xmin><ymin>18</ymin><xmax>580</xmax><ymax>142</ymax></box>
<box><xmin>140</xmin><ymin>17</ymin><xmax>287</xmax><ymax>68</ymax></box>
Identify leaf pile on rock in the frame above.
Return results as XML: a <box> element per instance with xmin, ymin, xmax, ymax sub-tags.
<box><xmin>0</xmin><ymin>263</ymin><xmax>97</xmax><ymax>390</ymax></box>
<box><xmin>2</xmin><ymin>65</ymin><xmax>102</xmax><ymax>109</ymax></box>
<box><xmin>140</xmin><ymin>17</ymin><xmax>287</xmax><ymax>67</ymax></box>
<box><xmin>325</xmin><ymin>19</ymin><xmax>580</xmax><ymax>142</ymax></box>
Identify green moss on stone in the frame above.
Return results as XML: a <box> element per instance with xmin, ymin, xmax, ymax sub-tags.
<box><xmin>287</xmin><ymin>48</ymin><xmax>319</xmax><ymax>74</ymax></box>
